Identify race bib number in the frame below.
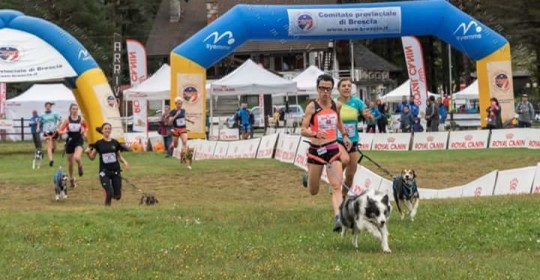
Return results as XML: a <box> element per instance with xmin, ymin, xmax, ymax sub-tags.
<box><xmin>316</xmin><ymin>146</ymin><xmax>327</xmax><ymax>156</ymax></box>
<box><xmin>68</xmin><ymin>123</ymin><xmax>81</xmax><ymax>132</ymax></box>
<box><xmin>175</xmin><ymin>118</ymin><xmax>186</xmax><ymax>127</ymax></box>
<box><xmin>316</xmin><ymin>114</ymin><xmax>337</xmax><ymax>131</ymax></box>
<box><xmin>344</xmin><ymin>123</ymin><xmax>356</xmax><ymax>136</ymax></box>
<box><xmin>102</xmin><ymin>152</ymin><xmax>117</xmax><ymax>164</ymax></box>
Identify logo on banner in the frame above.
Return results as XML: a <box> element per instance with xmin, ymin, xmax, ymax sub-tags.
<box><xmin>0</xmin><ymin>46</ymin><xmax>21</xmax><ymax>62</ymax></box>
<box><xmin>505</xmin><ymin>133</ymin><xmax>514</xmax><ymax>139</ymax></box>
<box><xmin>78</xmin><ymin>49</ymin><xmax>91</xmax><ymax>61</ymax></box>
<box><xmin>464</xmin><ymin>134</ymin><xmax>473</xmax><ymax>141</ymax></box>
<box><xmin>474</xmin><ymin>187</ymin><xmax>482</xmax><ymax>197</ymax></box>
<box><xmin>427</xmin><ymin>136</ymin><xmax>434</xmax><ymax>142</ymax></box>
<box><xmin>454</xmin><ymin>21</ymin><xmax>482</xmax><ymax>41</ymax></box>
<box><xmin>493</xmin><ymin>72</ymin><xmax>511</xmax><ymax>92</ymax></box>
<box><xmin>509</xmin><ymin>178</ymin><xmax>518</xmax><ymax>192</ymax></box>
<box><xmin>183</xmin><ymin>85</ymin><xmax>199</xmax><ymax>103</ymax></box>
<box><xmin>387</xmin><ymin>137</ymin><xmax>395</xmax><ymax>143</ymax></box>
<box><xmin>204</xmin><ymin>31</ymin><xmax>235</xmax><ymax>51</ymax></box>
<box><xmin>296</xmin><ymin>14</ymin><xmax>315</xmax><ymax>32</ymax></box>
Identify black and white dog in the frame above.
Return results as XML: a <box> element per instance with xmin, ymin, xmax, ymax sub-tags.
<box><xmin>392</xmin><ymin>169</ymin><xmax>420</xmax><ymax>221</ymax></box>
<box><xmin>53</xmin><ymin>169</ymin><xmax>69</xmax><ymax>201</ymax></box>
<box><xmin>32</xmin><ymin>149</ymin><xmax>43</xmax><ymax>169</ymax></box>
<box><xmin>140</xmin><ymin>193</ymin><xmax>159</xmax><ymax>206</ymax></box>
<box><xmin>339</xmin><ymin>189</ymin><xmax>392</xmax><ymax>253</ymax></box>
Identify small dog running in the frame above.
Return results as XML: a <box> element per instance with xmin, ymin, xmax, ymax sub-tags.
<box><xmin>180</xmin><ymin>147</ymin><xmax>194</xmax><ymax>170</ymax></box>
<box><xmin>392</xmin><ymin>169</ymin><xmax>420</xmax><ymax>221</ymax></box>
<box><xmin>339</xmin><ymin>189</ymin><xmax>392</xmax><ymax>253</ymax></box>
<box><xmin>32</xmin><ymin>149</ymin><xmax>43</xmax><ymax>169</ymax></box>
<box><xmin>53</xmin><ymin>169</ymin><xmax>69</xmax><ymax>201</ymax></box>
<box><xmin>139</xmin><ymin>193</ymin><xmax>159</xmax><ymax>206</ymax></box>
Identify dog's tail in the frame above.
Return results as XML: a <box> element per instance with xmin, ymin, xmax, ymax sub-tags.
<box><xmin>392</xmin><ymin>177</ymin><xmax>403</xmax><ymax>214</ymax></box>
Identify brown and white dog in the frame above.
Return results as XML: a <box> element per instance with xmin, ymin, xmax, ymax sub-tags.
<box><xmin>392</xmin><ymin>169</ymin><xmax>420</xmax><ymax>221</ymax></box>
<box><xmin>180</xmin><ymin>147</ymin><xmax>194</xmax><ymax>170</ymax></box>
<box><xmin>140</xmin><ymin>193</ymin><xmax>159</xmax><ymax>206</ymax></box>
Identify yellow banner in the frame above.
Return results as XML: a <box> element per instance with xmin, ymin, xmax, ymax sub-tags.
<box><xmin>476</xmin><ymin>43</ymin><xmax>515</xmax><ymax>127</ymax></box>
<box><xmin>170</xmin><ymin>54</ymin><xmax>206</xmax><ymax>139</ymax></box>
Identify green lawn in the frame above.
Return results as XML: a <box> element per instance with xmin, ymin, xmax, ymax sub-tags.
<box><xmin>0</xmin><ymin>141</ymin><xmax>539</xmax><ymax>279</ymax></box>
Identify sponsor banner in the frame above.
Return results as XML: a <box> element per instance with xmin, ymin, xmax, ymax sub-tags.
<box><xmin>124</xmin><ymin>132</ymin><xmax>147</xmax><ymax>152</ymax></box>
<box><xmin>371</xmin><ymin>133</ymin><xmax>411</xmax><ymax>151</ymax></box>
<box><xmin>436</xmin><ymin>186</ymin><xmax>464</xmax><ymax>199</ymax></box>
<box><xmin>401</xmin><ymin>36</ymin><xmax>428</xmax><ymax>116</ymax></box>
<box><xmin>389</xmin><ymin>114</ymin><xmax>401</xmax><ymax>131</ymax></box>
<box><xmin>493</xmin><ymin>166</ymin><xmax>535</xmax><ymax>195</ymax></box>
<box><xmin>378</xmin><ymin>178</ymin><xmax>394</xmax><ymax>201</ymax></box>
<box><xmin>488</xmin><ymin>128</ymin><xmax>527</xmax><ymax>149</ymax></box>
<box><xmin>293</xmin><ymin>137</ymin><xmax>310</xmax><ymax>171</ymax></box>
<box><xmin>358</xmin><ymin>133</ymin><xmax>374</xmax><ymax>151</ymax></box>
<box><xmin>210</xmin><ymin>128</ymin><xmax>239</xmax><ymax>141</ymax></box>
<box><xmin>213</xmin><ymin>142</ymin><xmax>229</xmax><ymax>159</ymax></box>
<box><xmin>188</xmin><ymin>139</ymin><xmax>203</xmax><ymax>159</ymax></box>
<box><xmin>531</xmin><ymin>163</ymin><xmax>540</xmax><ymax>194</ymax></box>
<box><xmin>526</xmin><ymin>128</ymin><xmax>540</xmax><ymax>149</ymax></box>
<box><xmin>448</xmin><ymin>130</ymin><xmax>489</xmax><ymax>150</ymax></box>
<box><xmin>93</xmin><ymin>84</ymin><xmax>124</xmax><ymax>141</ymax></box>
<box><xmin>412</xmin><ymin>131</ymin><xmax>449</xmax><ymax>151</ymax></box>
<box><xmin>287</xmin><ymin>7</ymin><xmax>401</xmax><ymax>36</ymax></box>
<box><xmin>132</xmin><ymin>99</ymin><xmax>147</xmax><ymax>132</ymax></box>
<box><xmin>347</xmin><ymin>165</ymin><xmax>383</xmax><ymax>196</ymax></box>
<box><xmin>278</xmin><ymin>134</ymin><xmax>301</xmax><ymax>164</ymax></box>
<box><xmin>112</xmin><ymin>33</ymin><xmax>122</xmax><ymax>97</ymax></box>
<box><xmin>418</xmin><ymin>188</ymin><xmax>438</xmax><ymax>200</ymax></box>
<box><xmin>460</xmin><ymin>170</ymin><xmax>498</xmax><ymax>197</ymax></box>
<box><xmin>486</xmin><ymin>61</ymin><xmax>515</xmax><ymax>123</ymax></box>
<box><xmin>125</xmin><ymin>39</ymin><xmax>148</xmax><ymax>86</ymax></box>
<box><xmin>0</xmin><ymin>118</ymin><xmax>13</xmax><ymax>129</ymax></box>
<box><xmin>240</xmin><ymin>138</ymin><xmax>261</xmax><ymax>159</ymax></box>
<box><xmin>257</xmin><ymin>134</ymin><xmax>279</xmax><ymax>159</ymax></box>
<box><xmin>196</xmin><ymin>141</ymin><xmax>217</xmax><ymax>160</ymax></box>
<box><xmin>0</xmin><ymin>82</ymin><xmax>5</xmax><ymax>116</ymax></box>
<box><xmin>0</xmin><ymin>28</ymin><xmax>76</xmax><ymax>82</ymax></box>
<box><xmin>226</xmin><ymin>141</ymin><xmax>243</xmax><ymax>159</ymax></box>
<box><xmin>177</xmin><ymin>73</ymin><xmax>205</xmax><ymax>138</ymax></box>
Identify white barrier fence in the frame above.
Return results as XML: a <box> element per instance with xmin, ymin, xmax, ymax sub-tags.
<box><xmin>190</xmin><ymin>133</ymin><xmax>539</xmax><ymax>199</ymax></box>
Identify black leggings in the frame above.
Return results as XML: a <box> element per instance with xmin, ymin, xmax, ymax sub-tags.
<box><xmin>99</xmin><ymin>170</ymin><xmax>122</xmax><ymax>206</ymax></box>
<box><xmin>32</xmin><ymin>132</ymin><xmax>42</xmax><ymax>150</ymax></box>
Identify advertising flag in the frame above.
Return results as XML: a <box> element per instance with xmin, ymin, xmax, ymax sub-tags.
<box><xmin>126</xmin><ymin>39</ymin><xmax>148</xmax><ymax>132</ymax></box>
<box><xmin>401</xmin><ymin>36</ymin><xmax>429</xmax><ymax>116</ymax></box>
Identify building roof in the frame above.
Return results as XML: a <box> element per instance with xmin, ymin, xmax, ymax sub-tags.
<box><xmin>353</xmin><ymin>42</ymin><xmax>401</xmax><ymax>72</ymax></box>
<box><xmin>145</xmin><ymin>0</ymin><xmax>336</xmax><ymax>56</ymax></box>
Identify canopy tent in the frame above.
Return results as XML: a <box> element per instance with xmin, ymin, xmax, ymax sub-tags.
<box><xmin>381</xmin><ymin>79</ymin><xmax>439</xmax><ymax>103</ymax></box>
<box><xmin>210</xmin><ymin>59</ymin><xmax>297</xmax><ymax>96</ymax></box>
<box><xmin>292</xmin><ymin>65</ymin><xmax>356</xmax><ymax>96</ymax></box>
<box><xmin>124</xmin><ymin>64</ymin><xmax>170</xmax><ymax>101</ymax></box>
<box><xmin>5</xmin><ymin>83</ymin><xmax>76</xmax><ymax>140</ymax></box>
<box><xmin>452</xmin><ymin>80</ymin><xmax>478</xmax><ymax>99</ymax></box>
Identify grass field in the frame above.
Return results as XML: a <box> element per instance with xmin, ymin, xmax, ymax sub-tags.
<box><xmin>0</xmin><ymin>141</ymin><xmax>539</xmax><ymax>279</ymax></box>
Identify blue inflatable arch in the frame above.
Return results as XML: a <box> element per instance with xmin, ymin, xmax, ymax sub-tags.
<box><xmin>0</xmin><ymin>10</ymin><xmax>124</xmax><ymax>143</ymax></box>
<box><xmin>171</xmin><ymin>0</ymin><xmax>513</xmax><ymax>136</ymax></box>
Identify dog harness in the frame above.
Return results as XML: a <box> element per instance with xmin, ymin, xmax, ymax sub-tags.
<box><xmin>392</xmin><ymin>176</ymin><xmax>418</xmax><ymax>200</ymax></box>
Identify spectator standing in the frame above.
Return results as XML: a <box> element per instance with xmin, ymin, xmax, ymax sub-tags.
<box><xmin>425</xmin><ymin>96</ymin><xmax>439</xmax><ymax>131</ymax></box>
<box><xmin>158</xmin><ymin>105</ymin><xmax>173</xmax><ymax>157</ymax></box>
<box><xmin>438</xmin><ymin>96</ymin><xmax>448</xmax><ymax>127</ymax></box>
<box><xmin>376</xmin><ymin>99</ymin><xmax>388</xmax><ymax>133</ymax></box>
<box><xmin>272</xmin><ymin>107</ymin><xmax>281</xmax><ymax>128</ymax></box>
<box><xmin>486</xmin><ymin>97</ymin><xmax>503</xmax><ymax>129</ymax></box>
<box><xmin>396</xmin><ymin>95</ymin><xmax>408</xmax><ymax>113</ymax></box>
<box><xmin>400</xmin><ymin>105</ymin><xmax>414</xmax><ymax>133</ymax></box>
<box><xmin>366</xmin><ymin>100</ymin><xmax>381</xmax><ymax>133</ymax></box>
<box><xmin>516</xmin><ymin>94</ymin><xmax>535</xmax><ymax>128</ymax></box>
<box><xmin>29</xmin><ymin>110</ymin><xmax>42</xmax><ymax>152</ymax></box>
<box><xmin>237</xmin><ymin>103</ymin><xmax>251</xmax><ymax>139</ymax></box>
<box><xmin>412</xmin><ymin>117</ymin><xmax>424</xmax><ymax>133</ymax></box>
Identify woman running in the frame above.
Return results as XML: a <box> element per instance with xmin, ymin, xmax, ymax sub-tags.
<box><xmin>85</xmin><ymin>123</ymin><xmax>130</xmax><ymax>206</ymax></box>
<box><xmin>40</xmin><ymin>102</ymin><xmax>62</xmax><ymax>167</ymax></box>
<box><xmin>58</xmin><ymin>104</ymin><xmax>88</xmax><ymax>188</ymax></box>
<box><xmin>335</xmin><ymin>78</ymin><xmax>373</xmax><ymax>196</ymax></box>
<box><xmin>168</xmin><ymin>97</ymin><xmax>194</xmax><ymax>168</ymax></box>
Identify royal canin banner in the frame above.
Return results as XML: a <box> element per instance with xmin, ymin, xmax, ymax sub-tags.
<box><xmin>526</xmin><ymin>128</ymin><xmax>540</xmax><ymax>149</ymax></box>
<box><xmin>126</xmin><ymin>39</ymin><xmax>148</xmax><ymax>133</ymax></box>
<box><xmin>531</xmin><ymin>163</ymin><xmax>540</xmax><ymax>194</ymax></box>
<box><xmin>213</xmin><ymin>142</ymin><xmax>229</xmax><ymax>159</ymax></box>
<box><xmin>412</xmin><ymin>131</ymin><xmax>449</xmax><ymax>151</ymax></box>
<box><xmin>448</xmin><ymin>130</ymin><xmax>489</xmax><ymax>150</ymax></box>
<box><xmin>488</xmin><ymin>129</ymin><xmax>528</xmax><ymax>149</ymax></box>
<box><xmin>401</xmin><ymin>36</ymin><xmax>428</xmax><ymax>115</ymax></box>
<box><xmin>371</xmin><ymin>133</ymin><xmax>411</xmax><ymax>151</ymax></box>
<box><xmin>493</xmin><ymin>166</ymin><xmax>536</xmax><ymax>195</ymax></box>
<box><xmin>0</xmin><ymin>82</ymin><xmax>6</xmax><ymax>117</ymax></box>
<box><xmin>257</xmin><ymin>134</ymin><xmax>279</xmax><ymax>159</ymax></box>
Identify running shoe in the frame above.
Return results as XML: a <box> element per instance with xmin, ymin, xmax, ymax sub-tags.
<box><xmin>70</xmin><ymin>178</ymin><xmax>77</xmax><ymax>188</ymax></box>
<box><xmin>49</xmin><ymin>160</ymin><xmax>54</xmax><ymax>167</ymax></box>
<box><xmin>302</xmin><ymin>174</ymin><xmax>308</xmax><ymax>188</ymax></box>
<box><xmin>78</xmin><ymin>166</ymin><xmax>84</xmax><ymax>177</ymax></box>
<box><xmin>333</xmin><ymin>216</ymin><xmax>342</xmax><ymax>233</ymax></box>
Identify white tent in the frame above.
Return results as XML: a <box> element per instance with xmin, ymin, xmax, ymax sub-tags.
<box><xmin>124</xmin><ymin>64</ymin><xmax>170</xmax><ymax>101</ymax></box>
<box><xmin>210</xmin><ymin>59</ymin><xmax>297</xmax><ymax>96</ymax></box>
<box><xmin>292</xmin><ymin>65</ymin><xmax>356</xmax><ymax>96</ymax></box>
<box><xmin>5</xmin><ymin>83</ymin><xmax>76</xmax><ymax>141</ymax></box>
<box><xmin>453</xmin><ymin>80</ymin><xmax>478</xmax><ymax>99</ymax></box>
<box><xmin>381</xmin><ymin>79</ymin><xmax>439</xmax><ymax>103</ymax></box>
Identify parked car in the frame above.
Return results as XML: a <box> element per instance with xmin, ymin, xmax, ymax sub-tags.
<box><xmin>226</xmin><ymin>105</ymin><xmax>304</xmax><ymax>129</ymax></box>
